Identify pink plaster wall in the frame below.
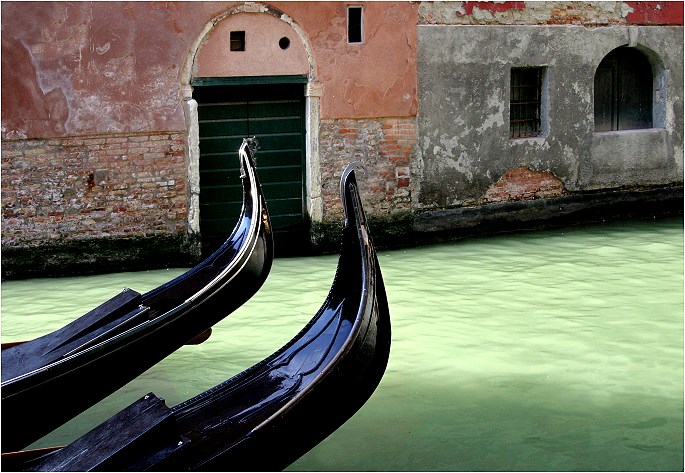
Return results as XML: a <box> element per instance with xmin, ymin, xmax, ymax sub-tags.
<box><xmin>195</xmin><ymin>12</ymin><xmax>309</xmax><ymax>77</ymax></box>
<box><xmin>1</xmin><ymin>1</ymin><xmax>418</xmax><ymax>140</ymax></box>
<box><xmin>2</xmin><ymin>2</ymin><xmax>679</xmax><ymax>140</ymax></box>
<box><xmin>1</xmin><ymin>1</ymin><xmax>201</xmax><ymax>139</ymax></box>
<box><xmin>273</xmin><ymin>1</ymin><xmax>418</xmax><ymax>119</ymax></box>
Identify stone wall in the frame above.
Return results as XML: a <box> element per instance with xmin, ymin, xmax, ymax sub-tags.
<box><xmin>318</xmin><ymin>117</ymin><xmax>416</xmax><ymax>221</ymax></box>
<box><xmin>415</xmin><ymin>24</ymin><xmax>683</xmax><ymax>210</ymax></box>
<box><xmin>1</xmin><ymin>131</ymin><xmax>188</xmax><ymax>247</ymax></box>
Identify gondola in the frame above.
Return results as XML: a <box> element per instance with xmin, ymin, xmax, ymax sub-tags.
<box><xmin>2</xmin><ymin>162</ymin><xmax>391</xmax><ymax>472</ymax></box>
<box><xmin>1</xmin><ymin>138</ymin><xmax>274</xmax><ymax>453</ymax></box>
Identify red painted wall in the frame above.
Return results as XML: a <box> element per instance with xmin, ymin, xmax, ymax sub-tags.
<box><xmin>457</xmin><ymin>0</ymin><xmax>684</xmax><ymax>24</ymax></box>
<box><xmin>445</xmin><ymin>1</ymin><xmax>684</xmax><ymax>25</ymax></box>
<box><xmin>625</xmin><ymin>1</ymin><xmax>684</xmax><ymax>25</ymax></box>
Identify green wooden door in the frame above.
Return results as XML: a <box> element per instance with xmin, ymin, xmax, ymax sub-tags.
<box><xmin>193</xmin><ymin>80</ymin><xmax>306</xmax><ymax>245</ymax></box>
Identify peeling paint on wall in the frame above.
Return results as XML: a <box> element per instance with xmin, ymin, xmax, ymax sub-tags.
<box><xmin>417</xmin><ymin>23</ymin><xmax>683</xmax><ymax>211</ymax></box>
<box><xmin>1</xmin><ymin>2</ymin><xmax>194</xmax><ymax>139</ymax></box>
<box><xmin>1</xmin><ymin>1</ymin><xmax>419</xmax><ymax>139</ymax></box>
<box><xmin>625</xmin><ymin>1</ymin><xmax>684</xmax><ymax>25</ymax></box>
<box><xmin>476</xmin><ymin>89</ymin><xmax>506</xmax><ymax>134</ymax></box>
<box><xmin>458</xmin><ymin>2</ymin><xmax>526</xmax><ymax>19</ymax></box>
<box><xmin>1</xmin><ymin>0</ymin><xmax>683</xmax><ymax>258</ymax></box>
<box><xmin>420</xmin><ymin>1</ymin><xmax>683</xmax><ymax>26</ymax></box>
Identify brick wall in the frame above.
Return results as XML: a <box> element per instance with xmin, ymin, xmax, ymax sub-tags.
<box><xmin>1</xmin><ymin>131</ymin><xmax>188</xmax><ymax>247</ymax></box>
<box><xmin>319</xmin><ymin>117</ymin><xmax>416</xmax><ymax>221</ymax></box>
<box><xmin>481</xmin><ymin>167</ymin><xmax>567</xmax><ymax>203</ymax></box>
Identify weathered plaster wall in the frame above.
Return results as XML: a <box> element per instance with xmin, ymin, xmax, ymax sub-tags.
<box><xmin>285</xmin><ymin>1</ymin><xmax>418</xmax><ymax>118</ymax></box>
<box><xmin>1</xmin><ymin>1</ymin><xmax>418</xmax><ymax>266</ymax></box>
<box><xmin>2</xmin><ymin>1</ymin><xmax>682</xmax><ymax>275</ymax></box>
<box><xmin>1</xmin><ymin>1</ymin><xmax>417</xmax><ymax>140</ymax></box>
<box><xmin>0</xmin><ymin>1</ymin><xmax>197</xmax><ymax>139</ymax></box>
<box><xmin>419</xmin><ymin>1</ymin><xmax>684</xmax><ymax>26</ymax></box>
<box><xmin>416</xmin><ymin>24</ymin><xmax>683</xmax><ymax>210</ymax></box>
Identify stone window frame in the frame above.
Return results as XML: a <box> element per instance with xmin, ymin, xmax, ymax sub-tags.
<box><xmin>509</xmin><ymin>66</ymin><xmax>548</xmax><ymax>140</ymax></box>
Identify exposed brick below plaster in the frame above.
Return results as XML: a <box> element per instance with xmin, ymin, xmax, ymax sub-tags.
<box><xmin>319</xmin><ymin>117</ymin><xmax>416</xmax><ymax>221</ymax></box>
<box><xmin>1</xmin><ymin>131</ymin><xmax>188</xmax><ymax>246</ymax></box>
<box><xmin>481</xmin><ymin>167</ymin><xmax>567</xmax><ymax>203</ymax></box>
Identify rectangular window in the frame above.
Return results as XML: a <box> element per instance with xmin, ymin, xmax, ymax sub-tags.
<box><xmin>347</xmin><ymin>6</ymin><xmax>363</xmax><ymax>43</ymax></box>
<box><xmin>510</xmin><ymin>67</ymin><xmax>543</xmax><ymax>138</ymax></box>
<box><xmin>230</xmin><ymin>31</ymin><xmax>245</xmax><ymax>51</ymax></box>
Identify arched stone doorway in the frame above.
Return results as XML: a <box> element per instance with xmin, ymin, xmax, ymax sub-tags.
<box><xmin>594</xmin><ymin>46</ymin><xmax>653</xmax><ymax>131</ymax></box>
<box><xmin>594</xmin><ymin>41</ymin><xmax>667</xmax><ymax>133</ymax></box>
<box><xmin>181</xmin><ymin>4</ymin><xmax>321</xmax><ymax>254</ymax></box>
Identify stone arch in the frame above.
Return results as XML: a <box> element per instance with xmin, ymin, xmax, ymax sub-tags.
<box><xmin>181</xmin><ymin>3</ymin><xmax>316</xmax><ymax>85</ymax></box>
<box><xmin>181</xmin><ymin>3</ymin><xmax>322</xmax><ymax>237</ymax></box>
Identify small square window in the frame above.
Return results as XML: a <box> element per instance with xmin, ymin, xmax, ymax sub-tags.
<box><xmin>348</xmin><ymin>6</ymin><xmax>363</xmax><ymax>43</ymax></box>
<box><xmin>510</xmin><ymin>67</ymin><xmax>544</xmax><ymax>138</ymax></box>
<box><xmin>230</xmin><ymin>31</ymin><xmax>245</xmax><ymax>52</ymax></box>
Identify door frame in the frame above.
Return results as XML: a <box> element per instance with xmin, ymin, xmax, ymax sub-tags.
<box><xmin>191</xmin><ymin>75</ymin><xmax>309</xmax><ymax>240</ymax></box>
<box><xmin>179</xmin><ymin>3</ymin><xmax>322</xmax><ymax>242</ymax></box>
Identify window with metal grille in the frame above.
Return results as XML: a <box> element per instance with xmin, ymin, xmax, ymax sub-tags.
<box><xmin>510</xmin><ymin>67</ymin><xmax>543</xmax><ymax>138</ymax></box>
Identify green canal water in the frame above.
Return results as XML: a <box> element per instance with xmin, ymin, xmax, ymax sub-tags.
<box><xmin>2</xmin><ymin>218</ymin><xmax>683</xmax><ymax>471</ymax></box>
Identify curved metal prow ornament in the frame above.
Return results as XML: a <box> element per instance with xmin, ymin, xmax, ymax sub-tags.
<box><xmin>340</xmin><ymin>162</ymin><xmax>367</xmax><ymax>227</ymax></box>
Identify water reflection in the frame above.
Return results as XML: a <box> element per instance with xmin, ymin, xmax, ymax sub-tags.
<box><xmin>2</xmin><ymin>218</ymin><xmax>682</xmax><ymax>471</ymax></box>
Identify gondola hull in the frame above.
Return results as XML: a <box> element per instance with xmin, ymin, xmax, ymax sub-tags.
<box><xmin>1</xmin><ymin>139</ymin><xmax>274</xmax><ymax>452</ymax></box>
<box><xmin>3</xmin><ymin>163</ymin><xmax>391</xmax><ymax>472</ymax></box>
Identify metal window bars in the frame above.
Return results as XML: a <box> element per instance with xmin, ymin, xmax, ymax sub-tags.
<box><xmin>510</xmin><ymin>68</ymin><xmax>542</xmax><ymax>138</ymax></box>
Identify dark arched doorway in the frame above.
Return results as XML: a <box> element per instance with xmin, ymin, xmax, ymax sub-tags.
<box><xmin>594</xmin><ymin>46</ymin><xmax>653</xmax><ymax>132</ymax></box>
